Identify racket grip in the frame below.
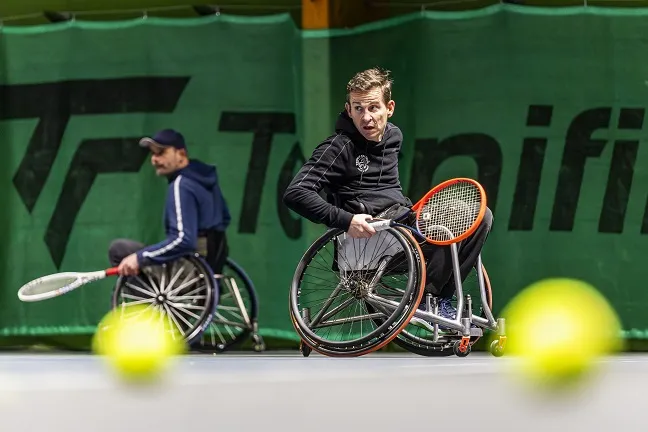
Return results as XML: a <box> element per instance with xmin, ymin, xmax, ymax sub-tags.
<box><xmin>368</xmin><ymin>219</ymin><xmax>391</xmax><ymax>231</ymax></box>
<box><xmin>105</xmin><ymin>267</ymin><xmax>119</xmax><ymax>277</ymax></box>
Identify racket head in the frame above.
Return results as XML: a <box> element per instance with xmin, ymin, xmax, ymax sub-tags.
<box><xmin>17</xmin><ymin>273</ymin><xmax>86</xmax><ymax>302</ymax></box>
<box><xmin>17</xmin><ymin>268</ymin><xmax>116</xmax><ymax>302</ymax></box>
<box><xmin>412</xmin><ymin>177</ymin><xmax>487</xmax><ymax>246</ymax></box>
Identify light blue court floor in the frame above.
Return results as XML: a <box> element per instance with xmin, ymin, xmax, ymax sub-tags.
<box><xmin>0</xmin><ymin>351</ymin><xmax>644</xmax><ymax>431</ymax></box>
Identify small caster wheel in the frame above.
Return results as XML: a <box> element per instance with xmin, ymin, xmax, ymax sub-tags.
<box><xmin>453</xmin><ymin>339</ymin><xmax>471</xmax><ymax>357</ymax></box>
<box><xmin>300</xmin><ymin>341</ymin><xmax>312</xmax><ymax>357</ymax></box>
<box><xmin>489</xmin><ymin>339</ymin><xmax>505</xmax><ymax>357</ymax></box>
<box><xmin>252</xmin><ymin>334</ymin><xmax>265</xmax><ymax>352</ymax></box>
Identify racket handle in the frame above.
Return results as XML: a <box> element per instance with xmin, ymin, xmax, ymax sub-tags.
<box><xmin>368</xmin><ymin>219</ymin><xmax>392</xmax><ymax>231</ymax></box>
<box><xmin>105</xmin><ymin>267</ymin><xmax>119</xmax><ymax>277</ymax></box>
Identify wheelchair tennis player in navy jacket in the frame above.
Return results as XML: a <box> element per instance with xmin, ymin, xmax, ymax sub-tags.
<box><xmin>108</xmin><ymin>129</ymin><xmax>232</xmax><ymax>276</ymax></box>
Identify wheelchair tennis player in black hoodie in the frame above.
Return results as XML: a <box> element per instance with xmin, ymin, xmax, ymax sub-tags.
<box><xmin>283</xmin><ymin>67</ymin><xmax>493</xmax><ymax>323</ymax></box>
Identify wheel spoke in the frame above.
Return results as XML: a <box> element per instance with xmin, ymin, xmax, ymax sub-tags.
<box><xmin>113</xmin><ymin>257</ymin><xmax>216</xmax><ymax>346</ymax></box>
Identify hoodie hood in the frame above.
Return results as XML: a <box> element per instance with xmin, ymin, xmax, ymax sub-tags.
<box><xmin>334</xmin><ymin>110</ymin><xmax>402</xmax><ymax>154</ymax></box>
<box><xmin>171</xmin><ymin>159</ymin><xmax>218</xmax><ymax>188</ymax></box>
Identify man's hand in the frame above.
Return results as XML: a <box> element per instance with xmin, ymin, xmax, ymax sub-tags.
<box><xmin>347</xmin><ymin>214</ymin><xmax>376</xmax><ymax>239</ymax></box>
<box><xmin>118</xmin><ymin>253</ymin><xmax>140</xmax><ymax>276</ymax></box>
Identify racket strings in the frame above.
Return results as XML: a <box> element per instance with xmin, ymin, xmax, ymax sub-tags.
<box><xmin>22</xmin><ymin>276</ymin><xmax>80</xmax><ymax>295</ymax></box>
<box><xmin>419</xmin><ymin>182</ymin><xmax>482</xmax><ymax>242</ymax></box>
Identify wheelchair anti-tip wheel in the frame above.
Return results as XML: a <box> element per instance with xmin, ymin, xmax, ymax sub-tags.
<box><xmin>289</xmin><ymin>225</ymin><xmax>426</xmax><ymax>357</ymax></box>
<box><xmin>111</xmin><ymin>253</ymin><xmax>218</xmax><ymax>346</ymax></box>
<box><xmin>300</xmin><ymin>340</ymin><xmax>312</xmax><ymax>357</ymax></box>
<box><xmin>192</xmin><ymin>258</ymin><xmax>265</xmax><ymax>353</ymax></box>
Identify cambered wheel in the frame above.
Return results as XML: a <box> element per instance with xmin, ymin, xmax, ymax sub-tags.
<box><xmin>192</xmin><ymin>258</ymin><xmax>260</xmax><ymax>353</ymax></box>
<box><xmin>289</xmin><ymin>226</ymin><xmax>425</xmax><ymax>357</ymax></box>
<box><xmin>111</xmin><ymin>253</ymin><xmax>217</xmax><ymax>345</ymax></box>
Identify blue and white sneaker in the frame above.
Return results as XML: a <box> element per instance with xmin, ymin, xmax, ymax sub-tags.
<box><xmin>438</xmin><ymin>297</ymin><xmax>457</xmax><ymax>321</ymax></box>
<box><xmin>440</xmin><ymin>297</ymin><xmax>479</xmax><ymax>330</ymax></box>
<box><xmin>417</xmin><ymin>296</ymin><xmax>456</xmax><ymax>331</ymax></box>
<box><xmin>437</xmin><ymin>297</ymin><xmax>457</xmax><ymax>331</ymax></box>
<box><xmin>417</xmin><ymin>297</ymin><xmax>456</xmax><ymax>317</ymax></box>
<box><xmin>420</xmin><ymin>297</ymin><xmax>477</xmax><ymax>331</ymax></box>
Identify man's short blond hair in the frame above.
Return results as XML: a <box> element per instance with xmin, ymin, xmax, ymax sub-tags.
<box><xmin>346</xmin><ymin>67</ymin><xmax>393</xmax><ymax>105</ymax></box>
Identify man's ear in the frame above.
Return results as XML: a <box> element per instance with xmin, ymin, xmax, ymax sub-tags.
<box><xmin>345</xmin><ymin>102</ymin><xmax>351</xmax><ymax>116</ymax></box>
<box><xmin>387</xmin><ymin>100</ymin><xmax>395</xmax><ymax>118</ymax></box>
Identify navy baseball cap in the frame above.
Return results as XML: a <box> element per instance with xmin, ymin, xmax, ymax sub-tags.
<box><xmin>139</xmin><ymin>129</ymin><xmax>186</xmax><ymax>150</ymax></box>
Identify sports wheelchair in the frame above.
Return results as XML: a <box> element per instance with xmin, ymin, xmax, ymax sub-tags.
<box><xmin>288</xmin><ymin>178</ymin><xmax>507</xmax><ymax>358</ymax></box>
<box><xmin>110</xmin><ymin>231</ymin><xmax>265</xmax><ymax>353</ymax></box>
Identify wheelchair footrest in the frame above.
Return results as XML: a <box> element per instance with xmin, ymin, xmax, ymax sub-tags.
<box><xmin>432</xmin><ymin>326</ymin><xmax>482</xmax><ymax>338</ymax></box>
<box><xmin>439</xmin><ymin>326</ymin><xmax>482</xmax><ymax>337</ymax></box>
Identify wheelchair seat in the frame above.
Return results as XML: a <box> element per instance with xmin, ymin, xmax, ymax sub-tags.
<box><xmin>197</xmin><ymin>229</ymin><xmax>229</xmax><ymax>275</ymax></box>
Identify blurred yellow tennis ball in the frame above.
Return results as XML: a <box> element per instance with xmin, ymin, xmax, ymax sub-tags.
<box><xmin>93</xmin><ymin>305</ymin><xmax>186</xmax><ymax>382</ymax></box>
<box><xmin>501</xmin><ymin>278</ymin><xmax>622</xmax><ymax>389</ymax></box>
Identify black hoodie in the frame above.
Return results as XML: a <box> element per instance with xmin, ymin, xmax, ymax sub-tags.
<box><xmin>283</xmin><ymin>111</ymin><xmax>412</xmax><ymax>231</ymax></box>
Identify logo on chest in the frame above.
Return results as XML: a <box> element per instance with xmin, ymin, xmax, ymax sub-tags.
<box><xmin>355</xmin><ymin>154</ymin><xmax>369</xmax><ymax>173</ymax></box>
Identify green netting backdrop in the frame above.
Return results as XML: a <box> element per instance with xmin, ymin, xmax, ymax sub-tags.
<box><xmin>2</xmin><ymin>4</ymin><xmax>648</xmax><ymax>346</ymax></box>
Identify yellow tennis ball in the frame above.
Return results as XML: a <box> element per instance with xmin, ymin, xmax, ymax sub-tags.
<box><xmin>92</xmin><ymin>305</ymin><xmax>186</xmax><ymax>383</ymax></box>
<box><xmin>500</xmin><ymin>278</ymin><xmax>622</xmax><ymax>389</ymax></box>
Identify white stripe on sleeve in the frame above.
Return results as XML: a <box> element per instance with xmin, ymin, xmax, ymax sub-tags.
<box><xmin>142</xmin><ymin>175</ymin><xmax>185</xmax><ymax>258</ymax></box>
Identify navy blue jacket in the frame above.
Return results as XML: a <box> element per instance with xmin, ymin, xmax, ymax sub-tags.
<box><xmin>136</xmin><ymin>159</ymin><xmax>231</xmax><ymax>265</ymax></box>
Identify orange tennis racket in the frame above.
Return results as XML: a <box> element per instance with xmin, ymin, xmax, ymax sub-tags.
<box><xmin>410</xmin><ymin>178</ymin><xmax>487</xmax><ymax>245</ymax></box>
<box><xmin>368</xmin><ymin>178</ymin><xmax>487</xmax><ymax>246</ymax></box>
